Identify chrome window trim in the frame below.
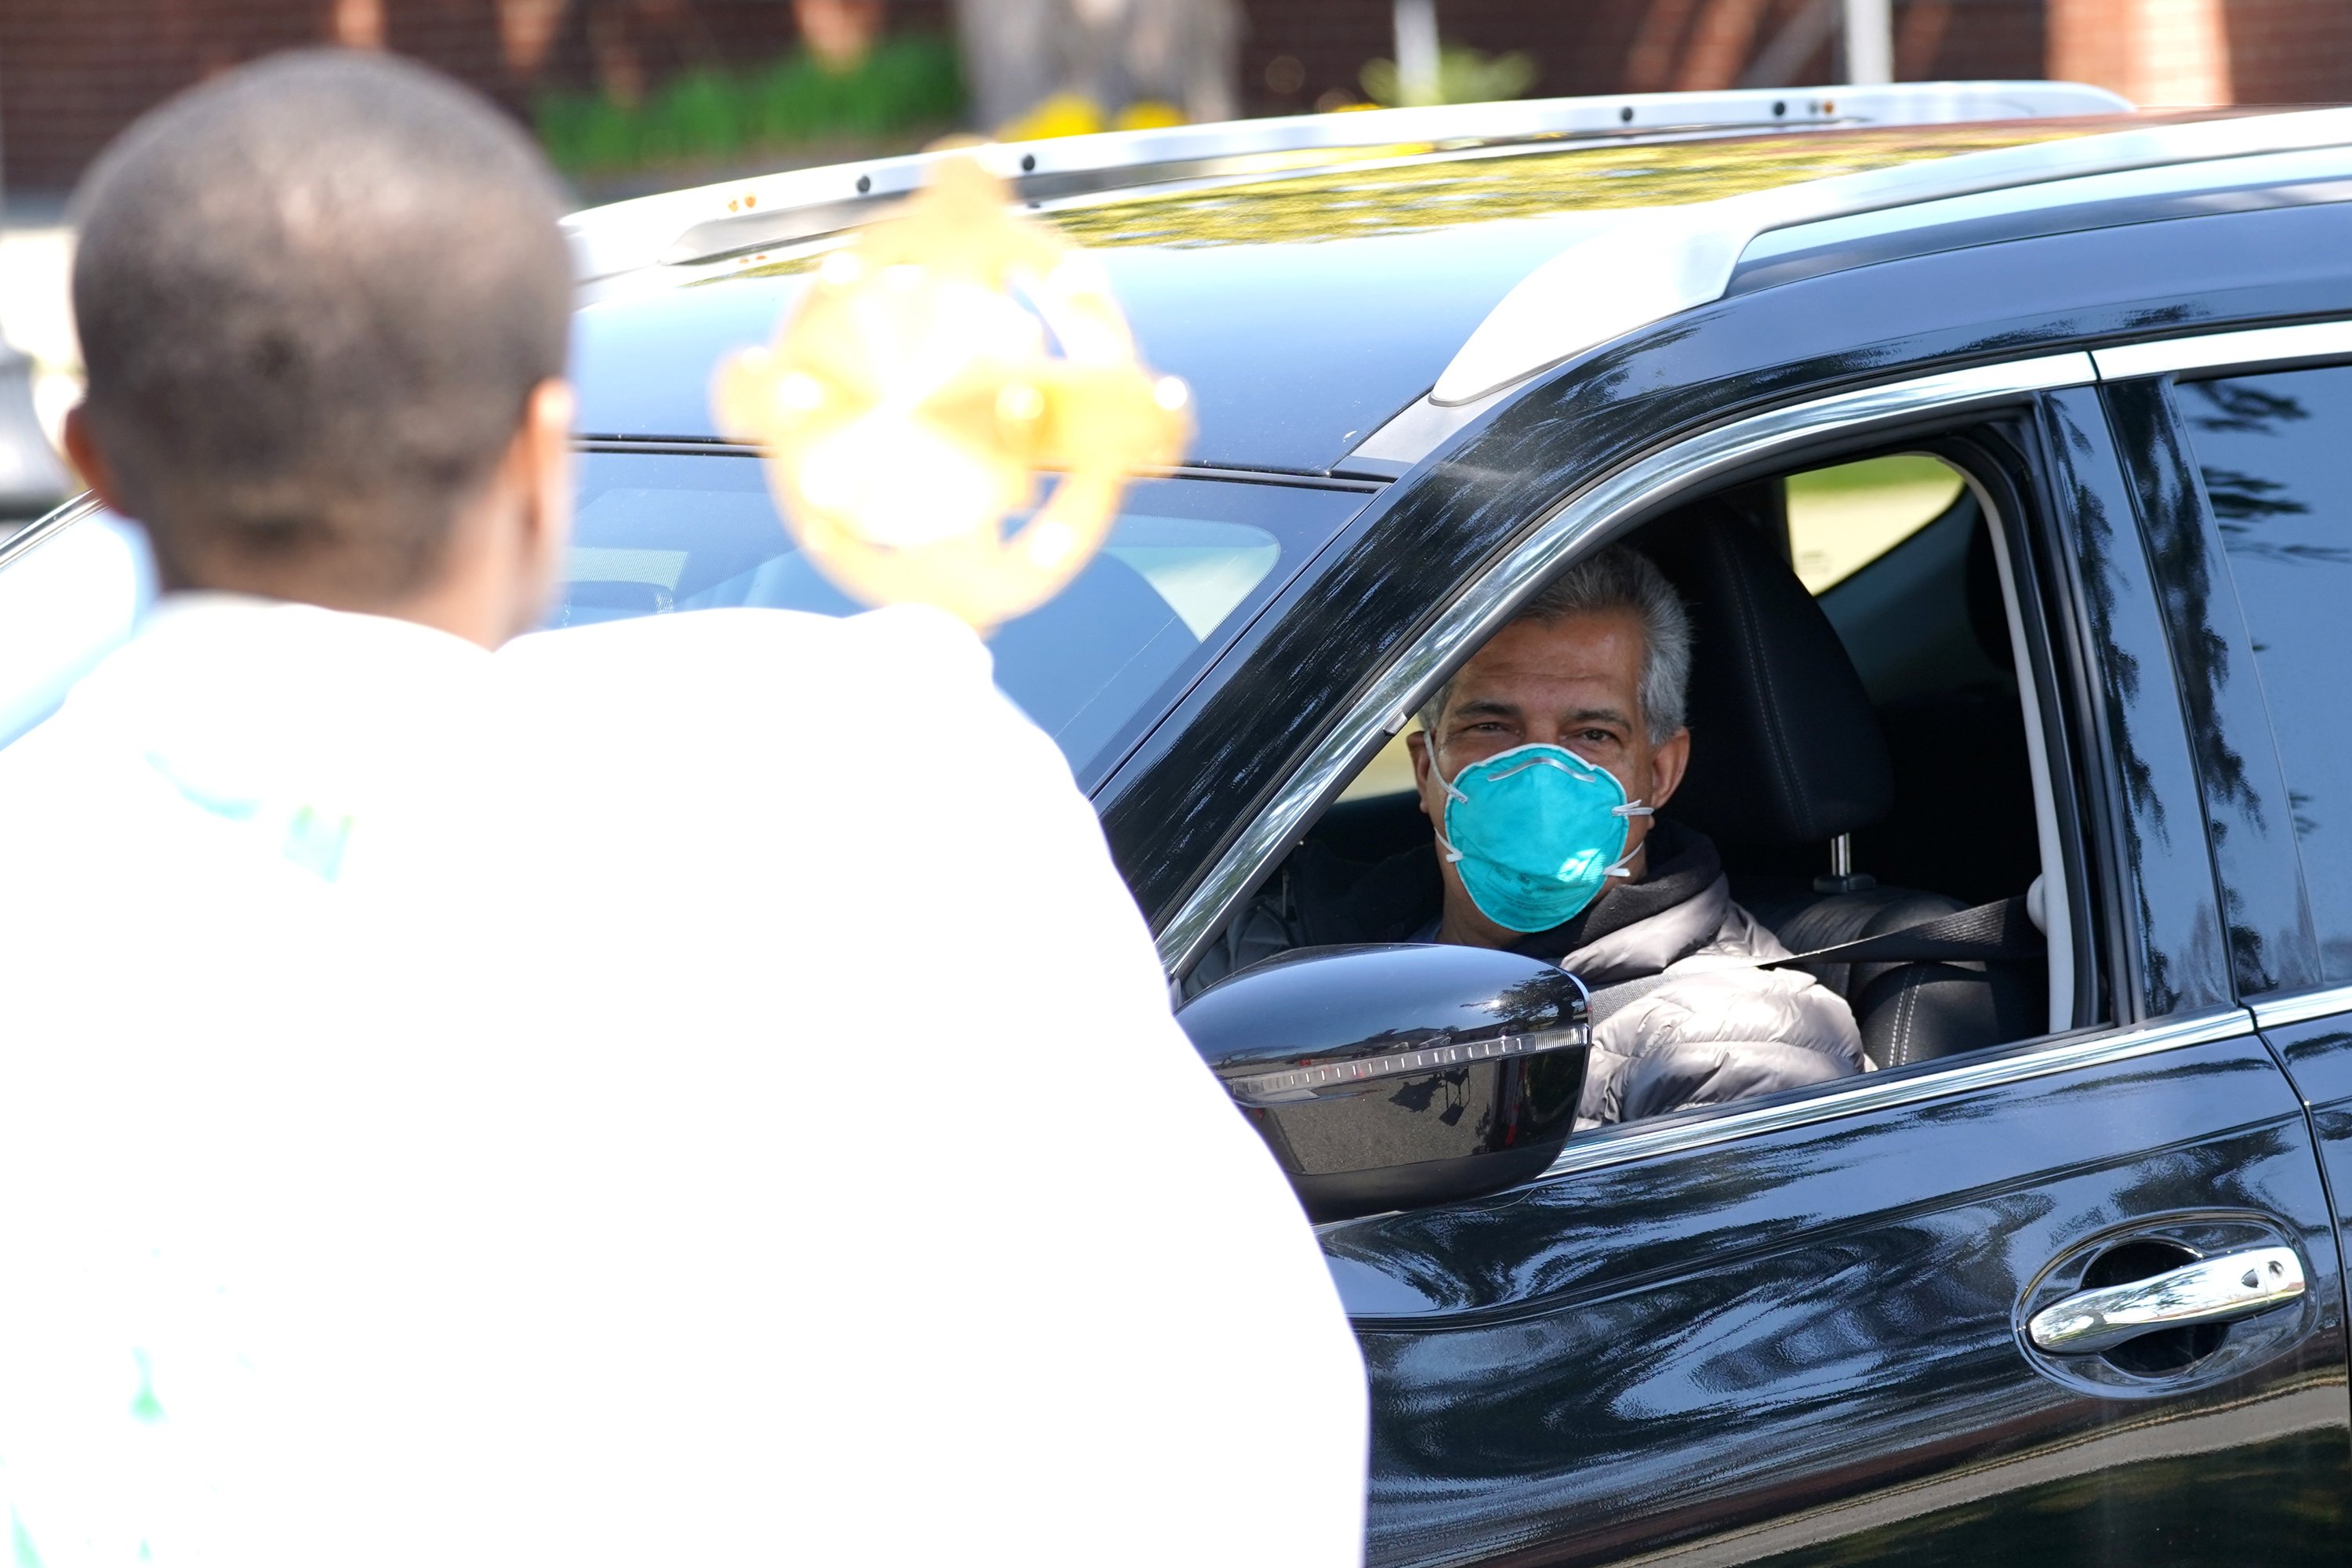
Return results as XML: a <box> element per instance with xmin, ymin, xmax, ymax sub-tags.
<box><xmin>0</xmin><ymin>492</ymin><xmax>103</xmax><ymax>572</ymax></box>
<box><xmin>2250</xmin><ymin>985</ymin><xmax>2352</xmax><ymax>1032</ymax></box>
<box><xmin>1537</xmin><ymin>1007</ymin><xmax>2253</xmax><ymax>1183</ymax></box>
<box><xmin>1156</xmin><ymin>350</ymin><xmax>2097</xmax><ymax>975</ymax></box>
<box><xmin>2092</xmin><ymin>318</ymin><xmax>2352</xmax><ymax>381</ymax></box>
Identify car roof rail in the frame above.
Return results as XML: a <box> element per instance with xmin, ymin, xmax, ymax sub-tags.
<box><xmin>1425</xmin><ymin>105</ymin><xmax>2352</xmax><ymax>406</ymax></box>
<box><xmin>564</xmin><ymin>80</ymin><xmax>2129</xmax><ymax>284</ymax></box>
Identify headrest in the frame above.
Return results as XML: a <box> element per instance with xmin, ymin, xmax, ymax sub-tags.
<box><xmin>1639</xmin><ymin>503</ymin><xmax>1893</xmax><ymax>846</ymax></box>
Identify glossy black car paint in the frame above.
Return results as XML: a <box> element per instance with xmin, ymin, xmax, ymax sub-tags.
<box><xmin>1177</xmin><ymin>944</ymin><xmax>1589</xmax><ymax>1221</ymax></box>
<box><xmin>1330</xmin><ymin>1030</ymin><xmax>2349</xmax><ymax>1566</ymax></box>
<box><xmin>572</xmin><ymin>213</ymin><xmax>1594</xmax><ymax>473</ymax></box>
<box><xmin>1099</xmin><ymin>199</ymin><xmax>2352</xmax><ymax>927</ymax></box>
<box><xmin>2030</xmin><ymin>387</ymin><xmax>2234</xmax><ymax>1021</ymax></box>
<box><xmin>1720</xmin><ymin>172</ymin><xmax>2352</xmax><ymax>297</ymax></box>
<box><xmin>1289</xmin><ymin>382</ymin><xmax>2350</xmax><ymax>1565</ymax></box>
<box><xmin>573</xmin><ymin>131</ymin><xmax>2352</xmax><ymax>1565</ymax></box>
<box><xmin>2122</xmin><ymin>362</ymin><xmax>2352</xmax><ymax>1495</ymax></box>
<box><xmin>818</xmin><ymin>147</ymin><xmax>2352</xmax><ymax>1559</ymax></box>
<box><xmin>2099</xmin><ymin>376</ymin><xmax>2322</xmax><ymax>997</ymax></box>
<box><xmin>2263</xmin><ymin>1017</ymin><xmax>2352</xmax><ymax>1367</ymax></box>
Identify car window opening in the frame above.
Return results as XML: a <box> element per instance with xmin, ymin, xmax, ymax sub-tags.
<box><xmin>548</xmin><ymin>454</ymin><xmax>1370</xmax><ymax>791</ymax></box>
<box><xmin>1203</xmin><ymin>444</ymin><xmax>2087</xmax><ymax>1122</ymax></box>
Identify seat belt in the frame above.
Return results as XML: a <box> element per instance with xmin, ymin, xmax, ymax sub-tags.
<box><xmin>1582</xmin><ymin>896</ymin><xmax>2042</xmax><ymax>1026</ymax></box>
<box><xmin>1761</xmin><ymin>895</ymin><xmax>2043</xmax><ymax>971</ymax></box>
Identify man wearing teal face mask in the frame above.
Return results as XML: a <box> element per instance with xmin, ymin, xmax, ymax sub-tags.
<box><xmin>1408</xmin><ymin>572</ymin><xmax>1687</xmax><ymax>948</ymax></box>
<box><xmin>1199</xmin><ymin>546</ymin><xmax>1863</xmax><ymax>1127</ymax></box>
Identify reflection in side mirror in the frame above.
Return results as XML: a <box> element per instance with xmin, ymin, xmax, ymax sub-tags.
<box><xmin>1177</xmin><ymin>944</ymin><xmax>1590</xmax><ymax>1222</ymax></box>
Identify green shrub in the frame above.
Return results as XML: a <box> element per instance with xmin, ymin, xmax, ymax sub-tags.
<box><xmin>535</xmin><ymin>34</ymin><xmax>965</xmax><ymax>177</ymax></box>
<box><xmin>1361</xmin><ymin>44</ymin><xmax>1539</xmax><ymax>109</ymax></box>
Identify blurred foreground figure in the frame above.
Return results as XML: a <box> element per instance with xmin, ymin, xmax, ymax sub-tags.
<box><xmin>0</xmin><ymin>50</ymin><xmax>1365</xmax><ymax>1566</ymax></box>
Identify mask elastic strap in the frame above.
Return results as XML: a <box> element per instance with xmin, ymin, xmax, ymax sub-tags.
<box><xmin>1429</xmin><ymin>738</ymin><xmax>1470</xmax><ymax>805</ymax></box>
<box><xmin>1602</xmin><ymin>799</ymin><xmax>1651</xmax><ymax>880</ymax></box>
<box><xmin>1426</xmin><ymin>735</ymin><xmax>1468</xmax><ymax>858</ymax></box>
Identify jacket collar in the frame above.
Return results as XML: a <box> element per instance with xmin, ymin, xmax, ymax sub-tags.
<box><xmin>1552</xmin><ymin>873</ymin><xmax>1732</xmax><ymax>985</ymax></box>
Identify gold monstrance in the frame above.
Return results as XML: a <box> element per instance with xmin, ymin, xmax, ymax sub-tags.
<box><xmin>713</xmin><ymin>155</ymin><xmax>1192</xmax><ymax>630</ymax></box>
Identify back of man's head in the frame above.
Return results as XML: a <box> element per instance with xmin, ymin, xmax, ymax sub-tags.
<box><xmin>71</xmin><ymin>49</ymin><xmax>572</xmax><ymax>604</ymax></box>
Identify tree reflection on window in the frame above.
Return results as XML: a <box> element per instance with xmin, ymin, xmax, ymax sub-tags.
<box><xmin>2180</xmin><ymin>366</ymin><xmax>2352</xmax><ymax>984</ymax></box>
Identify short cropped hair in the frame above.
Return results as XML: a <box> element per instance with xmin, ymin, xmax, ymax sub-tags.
<box><xmin>1420</xmin><ymin>545</ymin><xmax>1694</xmax><ymax>744</ymax></box>
<box><xmin>71</xmin><ymin>49</ymin><xmax>572</xmax><ymax>601</ymax></box>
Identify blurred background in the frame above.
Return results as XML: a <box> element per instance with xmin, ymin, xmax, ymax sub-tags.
<box><xmin>0</xmin><ymin>0</ymin><xmax>2346</xmax><ymax>521</ymax></box>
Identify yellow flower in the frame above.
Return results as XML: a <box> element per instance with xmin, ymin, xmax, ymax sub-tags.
<box><xmin>1112</xmin><ymin>100</ymin><xmax>1186</xmax><ymax>132</ymax></box>
<box><xmin>997</xmin><ymin>93</ymin><xmax>1105</xmax><ymax>142</ymax></box>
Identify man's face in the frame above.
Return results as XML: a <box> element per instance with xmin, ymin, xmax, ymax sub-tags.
<box><xmin>1406</xmin><ymin>608</ymin><xmax>1692</xmax><ymax>945</ymax></box>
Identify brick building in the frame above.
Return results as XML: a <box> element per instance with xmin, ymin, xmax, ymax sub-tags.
<box><xmin>1241</xmin><ymin>0</ymin><xmax>2352</xmax><ymax>116</ymax></box>
<box><xmin>4</xmin><ymin>0</ymin><xmax>2350</xmax><ymax>193</ymax></box>
<box><xmin>0</xmin><ymin>0</ymin><xmax>949</xmax><ymax>191</ymax></box>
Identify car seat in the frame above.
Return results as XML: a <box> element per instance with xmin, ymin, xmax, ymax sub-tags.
<box><xmin>1639</xmin><ymin>502</ymin><xmax>2044</xmax><ymax>1066</ymax></box>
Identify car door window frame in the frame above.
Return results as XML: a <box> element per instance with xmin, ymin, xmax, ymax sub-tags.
<box><xmin>1156</xmin><ymin>353</ymin><xmax>2103</xmax><ymax>978</ymax></box>
<box><xmin>2108</xmin><ymin>369</ymin><xmax>2325</xmax><ymax>1000</ymax></box>
<box><xmin>1167</xmin><ymin>347</ymin><xmax>2285</xmax><ymax>1195</ymax></box>
<box><xmin>2029</xmin><ymin>383</ymin><xmax>2241</xmax><ymax>1022</ymax></box>
<box><xmin>1930</xmin><ymin>430</ymin><xmax>2087</xmax><ymax>1033</ymax></box>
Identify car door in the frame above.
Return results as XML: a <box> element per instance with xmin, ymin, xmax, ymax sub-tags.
<box><xmin>2118</xmin><ymin>331</ymin><xmax>2352</xmax><ymax>1417</ymax></box>
<box><xmin>1314</xmin><ymin>387</ymin><xmax>2352</xmax><ymax>1566</ymax></box>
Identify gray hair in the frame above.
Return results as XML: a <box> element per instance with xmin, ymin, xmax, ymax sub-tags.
<box><xmin>1418</xmin><ymin>545</ymin><xmax>1693</xmax><ymax>744</ymax></box>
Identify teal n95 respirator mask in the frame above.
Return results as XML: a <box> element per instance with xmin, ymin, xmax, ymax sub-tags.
<box><xmin>1432</xmin><ymin>742</ymin><xmax>1653</xmax><ymax>933</ymax></box>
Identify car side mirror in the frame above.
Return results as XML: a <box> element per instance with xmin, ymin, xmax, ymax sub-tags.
<box><xmin>1177</xmin><ymin>944</ymin><xmax>1591</xmax><ymax>1222</ymax></box>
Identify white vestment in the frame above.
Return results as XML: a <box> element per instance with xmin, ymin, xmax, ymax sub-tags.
<box><xmin>0</xmin><ymin>596</ymin><xmax>1367</xmax><ymax>1566</ymax></box>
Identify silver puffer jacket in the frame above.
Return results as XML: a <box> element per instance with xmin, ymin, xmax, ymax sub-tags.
<box><xmin>1192</xmin><ymin>823</ymin><xmax>1867</xmax><ymax>1130</ymax></box>
<box><xmin>1566</xmin><ymin>874</ymin><xmax>1867</xmax><ymax>1130</ymax></box>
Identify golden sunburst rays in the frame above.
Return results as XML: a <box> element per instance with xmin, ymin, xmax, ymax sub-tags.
<box><xmin>713</xmin><ymin>155</ymin><xmax>1192</xmax><ymax>631</ymax></box>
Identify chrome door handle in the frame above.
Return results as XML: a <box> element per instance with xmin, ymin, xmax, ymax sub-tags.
<box><xmin>2027</xmin><ymin>1246</ymin><xmax>2306</xmax><ymax>1355</ymax></box>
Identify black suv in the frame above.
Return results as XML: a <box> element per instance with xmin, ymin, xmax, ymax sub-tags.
<box><xmin>10</xmin><ymin>80</ymin><xmax>2352</xmax><ymax>1566</ymax></box>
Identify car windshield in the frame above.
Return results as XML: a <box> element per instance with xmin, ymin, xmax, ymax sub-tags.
<box><xmin>561</xmin><ymin>452</ymin><xmax>1369</xmax><ymax>786</ymax></box>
